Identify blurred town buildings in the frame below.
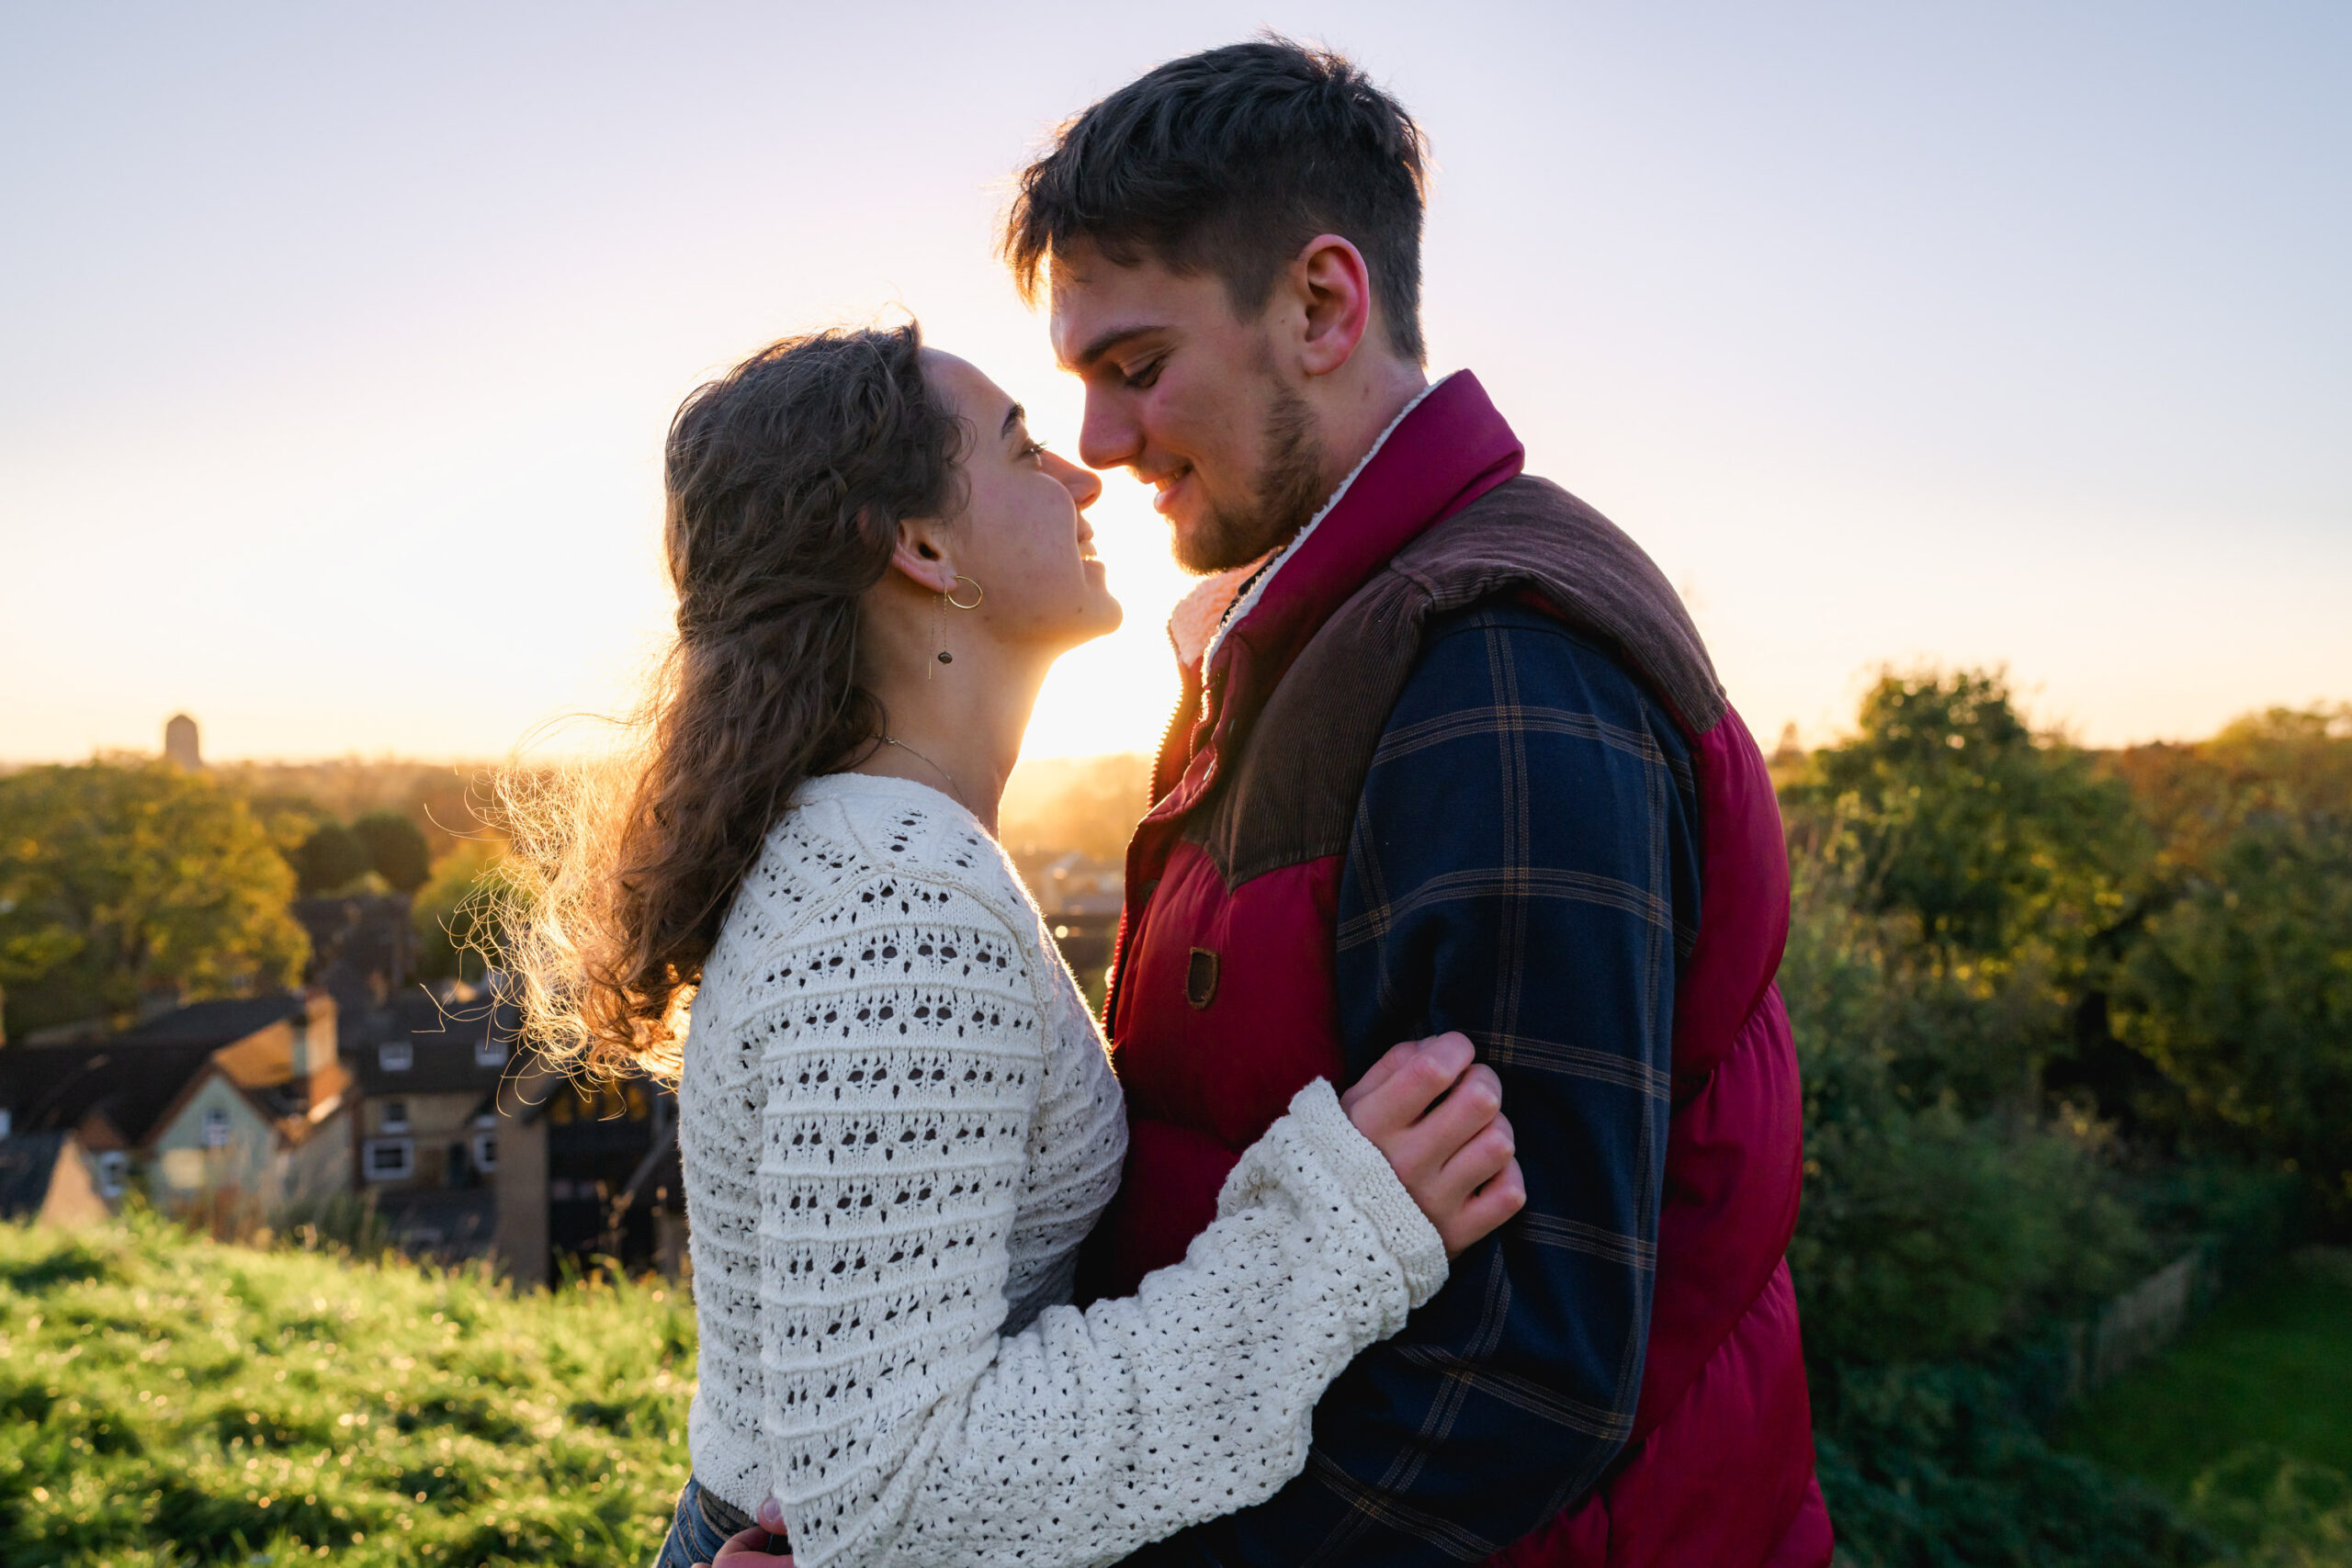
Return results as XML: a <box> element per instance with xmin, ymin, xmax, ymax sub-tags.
<box><xmin>0</xmin><ymin>712</ymin><xmax>1116</xmax><ymax>1284</ymax></box>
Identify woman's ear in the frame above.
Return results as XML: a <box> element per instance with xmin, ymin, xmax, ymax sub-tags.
<box><xmin>887</xmin><ymin>517</ymin><xmax>956</xmax><ymax>595</ymax></box>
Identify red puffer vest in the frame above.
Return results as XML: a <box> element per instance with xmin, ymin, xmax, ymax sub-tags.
<box><xmin>1088</xmin><ymin>372</ymin><xmax>1832</xmax><ymax>1566</ymax></box>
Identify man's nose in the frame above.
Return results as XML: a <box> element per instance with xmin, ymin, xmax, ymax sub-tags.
<box><xmin>1077</xmin><ymin>385</ymin><xmax>1141</xmax><ymax>475</ymax></box>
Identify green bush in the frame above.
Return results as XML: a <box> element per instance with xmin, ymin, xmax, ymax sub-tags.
<box><xmin>2185</xmin><ymin>1450</ymin><xmax>2352</xmax><ymax>1568</ymax></box>
<box><xmin>1815</xmin><ymin>1359</ymin><xmax>2218</xmax><ymax>1567</ymax></box>
<box><xmin>1783</xmin><ymin>857</ymin><xmax>2154</xmax><ymax>1366</ymax></box>
<box><xmin>0</xmin><ymin>1213</ymin><xmax>692</xmax><ymax>1566</ymax></box>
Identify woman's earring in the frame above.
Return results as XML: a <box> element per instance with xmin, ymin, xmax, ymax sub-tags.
<box><xmin>931</xmin><ymin>574</ymin><xmax>978</xmax><ymax>676</ymax></box>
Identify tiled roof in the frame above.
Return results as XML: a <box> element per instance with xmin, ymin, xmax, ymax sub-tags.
<box><xmin>113</xmin><ymin>996</ymin><xmax>308</xmax><ymax>1048</ymax></box>
<box><xmin>344</xmin><ymin>991</ymin><xmax>518</xmax><ymax>1097</ymax></box>
<box><xmin>0</xmin><ymin>1043</ymin><xmax>220</xmax><ymax>1146</ymax></box>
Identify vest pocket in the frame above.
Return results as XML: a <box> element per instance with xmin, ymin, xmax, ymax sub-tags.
<box><xmin>1185</xmin><ymin>947</ymin><xmax>1220</xmax><ymax>1010</ymax></box>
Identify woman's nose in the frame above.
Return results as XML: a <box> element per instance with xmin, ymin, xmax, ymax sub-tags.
<box><xmin>1050</xmin><ymin>449</ymin><xmax>1103</xmax><ymax>510</ymax></box>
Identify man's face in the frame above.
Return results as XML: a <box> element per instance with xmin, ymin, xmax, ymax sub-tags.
<box><xmin>1049</xmin><ymin>247</ymin><xmax>1327</xmax><ymax>574</ymax></box>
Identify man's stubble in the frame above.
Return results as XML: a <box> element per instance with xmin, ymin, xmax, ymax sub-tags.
<box><xmin>1173</xmin><ymin>377</ymin><xmax>1329</xmax><ymax>575</ymax></box>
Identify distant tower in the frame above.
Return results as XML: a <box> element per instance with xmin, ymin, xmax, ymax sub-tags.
<box><xmin>164</xmin><ymin>713</ymin><xmax>203</xmax><ymax>770</ymax></box>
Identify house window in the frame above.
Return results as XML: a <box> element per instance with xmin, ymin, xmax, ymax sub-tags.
<box><xmin>474</xmin><ymin>1037</ymin><xmax>506</xmax><ymax>1068</ymax></box>
<box><xmin>380</xmin><ymin>1100</ymin><xmax>410</xmax><ymax>1134</ymax></box>
<box><xmin>472</xmin><ymin>1132</ymin><xmax>497</xmax><ymax>1173</ymax></box>
<box><xmin>201</xmin><ymin>1107</ymin><xmax>231</xmax><ymax>1149</ymax></box>
<box><xmin>364</xmin><ymin>1138</ymin><xmax>413</xmax><ymax>1181</ymax></box>
<box><xmin>94</xmin><ymin>1151</ymin><xmax>127</xmax><ymax>1199</ymax></box>
<box><xmin>0</xmin><ymin>1108</ymin><xmax>12</xmax><ymax>1138</ymax></box>
<box><xmin>379</xmin><ymin>1041</ymin><xmax>413</xmax><ymax>1072</ymax></box>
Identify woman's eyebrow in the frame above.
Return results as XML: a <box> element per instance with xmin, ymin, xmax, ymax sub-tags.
<box><xmin>1001</xmin><ymin>400</ymin><xmax>1025</xmax><ymax>440</ymax></box>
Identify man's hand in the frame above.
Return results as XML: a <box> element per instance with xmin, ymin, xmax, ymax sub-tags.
<box><xmin>1342</xmin><ymin>1032</ymin><xmax>1526</xmax><ymax>1256</ymax></box>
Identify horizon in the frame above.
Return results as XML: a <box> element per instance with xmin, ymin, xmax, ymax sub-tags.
<box><xmin>11</xmin><ymin>684</ymin><xmax>2347</xmax><ymax>775</ymax></box>
<box><xmin>3</xmin><ymin>4</ymin><xmax>2346</xmax><ymax>764</ymax></box>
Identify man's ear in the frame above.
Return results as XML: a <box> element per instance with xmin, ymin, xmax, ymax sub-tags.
<box><xmin>1293</xmin><ymin>234</ymin><xmax>1374</xmax><ymax>378</ymax></box>
<box><xmin>887</xmin><ymin>515</ymin><xmax>956</xmax><ymax>595</ymax></box>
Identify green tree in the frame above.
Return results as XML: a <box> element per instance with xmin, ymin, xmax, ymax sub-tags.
<box><xmin>351</xmin><ymin>810</ymin><xmax>432</xmax><ymax>894</ymax></box>
<box><xmin>412</xmin><ymin>840</ymin><xmax>518</xmax><ymax>981</ymax></box>
<box><xmin>2111</xmin><ymin>708</ymin><xmax>2352</xmax><ymax>1225</ymax></box>
<box><xmin>293</xmin><ymin>821</ymin><xmax>369</xmax><ymax>895</ymax></box>
<box><xmin>0</xmin><ymin>759</ymin><xmax>310</xmax><ymax>1038</ymax></box>
<box><xmin>1783</xmin><ymin>669</ymin><xmax>2143</xmax><ymax>965</ymax></box>
<box><xmin>1781</xmin><ymin>669</ymin><xmax>2146</xmax><ymax>1110</ymax></box>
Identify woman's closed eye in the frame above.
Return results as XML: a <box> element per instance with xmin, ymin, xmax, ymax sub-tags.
<box><xmin>1019</xmin><ymin>437</ymin><xmax>1050</xmax><ymax>463</ymax></box>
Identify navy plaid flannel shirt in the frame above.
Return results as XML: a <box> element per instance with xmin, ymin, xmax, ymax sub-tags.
<box><xmin>1138</xmin><ymin>600</ymin><xmax>1702</xmax><ymax>1566</ymax></box>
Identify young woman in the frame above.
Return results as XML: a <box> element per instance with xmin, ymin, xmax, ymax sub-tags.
<box><xmin>506</xmin><ymin>323</ymin><xmax>1524</xmax><ymax>1568</ymax></box>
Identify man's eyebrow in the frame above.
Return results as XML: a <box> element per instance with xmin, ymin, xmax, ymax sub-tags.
<box><xmin>1068</xmin><ymin>323</ymin><xmax>1170</xmax><ymax>371</ymax></box>
<box><xmin>1001</xmin><ymin>401</ymin><xmax>1024</xmax><ymax>439</ymax></box>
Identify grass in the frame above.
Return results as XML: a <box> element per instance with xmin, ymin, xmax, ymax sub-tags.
<box><xmin>0</xmin><ymin>1212</ymin><xmax>695</xmax><ymax>1567</ymax></box>
<box><xmin>8</xmin><ymin>1213</ymin><xmax>2346</xmax><ymax>1567</ymax></box>
<box><xmin>2059</xmin><ymin>1248</ymin><xmax>2352</xmax><ymax>1564</ymax></box>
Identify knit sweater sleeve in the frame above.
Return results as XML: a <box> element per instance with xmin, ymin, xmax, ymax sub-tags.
<box><xmin>746</xmin><ymin>876</ymin><xmax>1449</xmax><ymax>1568</ymax></box>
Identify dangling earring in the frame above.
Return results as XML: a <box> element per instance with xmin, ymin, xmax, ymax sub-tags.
<box><xmin>933</xmin><ymin>574</ymin><xmax>981</xmax><ymax>676</ymax></box>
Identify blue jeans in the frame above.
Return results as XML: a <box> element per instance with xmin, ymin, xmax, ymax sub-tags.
<box><xmin>653</xmin><ymin>1476</ymin><xmax>784</xmax><ymax>1568</ymax></box>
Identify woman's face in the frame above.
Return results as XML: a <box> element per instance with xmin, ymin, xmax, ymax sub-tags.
<box><xmin>922</xmin><ymin>350</ymin><xmax>1120</xmax><ymax>654</ymax></box>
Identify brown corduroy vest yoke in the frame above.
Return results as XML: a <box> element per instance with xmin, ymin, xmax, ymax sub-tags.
<box><xmin>1188</xmin><ymin>474</ymin><xmax>1729</xmax><ymax>890</ymax></box>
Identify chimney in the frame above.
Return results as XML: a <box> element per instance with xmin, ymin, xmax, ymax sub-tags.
<box><xmin>290</xmin><ymin>988</ymin><xmax>345</xmax><ymax>1113</ymax></box>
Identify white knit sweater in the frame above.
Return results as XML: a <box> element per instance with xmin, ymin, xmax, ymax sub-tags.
<box><xmin>678</xmin><ymin>773</ymin><xmax>1448</xmax><ymax>1568</ymax></box>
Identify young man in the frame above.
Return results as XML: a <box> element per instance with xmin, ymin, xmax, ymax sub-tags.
<box><xmin>1006</xmin><ymin>40</ymin><xmax>1834</xmax><ymax>1568</ymax></box>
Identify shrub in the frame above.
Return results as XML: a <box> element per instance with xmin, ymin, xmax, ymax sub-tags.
<box><xmin>1783</xmin><ymin>855</ymin><xmax>2154</xmax><ymax>1366</ymax></box>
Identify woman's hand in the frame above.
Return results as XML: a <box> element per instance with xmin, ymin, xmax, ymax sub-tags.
<box><xmin>693</xmin><ymin>1499</ymin><xmax>795</xmax><ymax>1567</ymax></box>
<box><xmin>1342</xmin><ymin>1033</ymin><xmax>1525</xmax><ymax>1256</ymax></box>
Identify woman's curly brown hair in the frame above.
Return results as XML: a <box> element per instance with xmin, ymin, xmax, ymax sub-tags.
<box><xmin>499</xmin><ymin>322</ymin><xmax>962</xmax><ymax>1080</ymax></box>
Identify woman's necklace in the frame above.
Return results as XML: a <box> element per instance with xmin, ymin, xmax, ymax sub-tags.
<box><xmin>878</xmin><ymin>735</ymin><xmax>967</xmax><ymax>812</ymax></box>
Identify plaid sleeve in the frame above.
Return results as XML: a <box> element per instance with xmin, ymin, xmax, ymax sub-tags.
<box><xmin>1138</xmin><ymin>601</ymin><xmax>1701</xmax><ymax>1566</ymax></box>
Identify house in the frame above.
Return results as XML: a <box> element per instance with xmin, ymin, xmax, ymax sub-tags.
<box><xmin>0</xmin><ymin>991</ymin><xmax>352</xmax><ymax>1232</ymax></box>
<box><xmin>489</xmin><ymin>1056</ymin><xmax>673</xmax><ymax>1288</ymax></box>
<box><xmin>294</xmin><ymin>892</ymin><xmax>414</xmax><ymax>1017</ymax></box>
<box><xmin>474</xmin><ymin>918</ymin><xmax>1114</xmax><ymax>1286</ymax></box>
<box><xmin>335</xmin><ymin>986</ymin><xmax>514</xmax><ymax>1257</ymax></box>
<box><xmin>0</xmin><ymin>1131</ymin><xmax>111</xmax><ymax>1227</ymax></box>
<box><xmin>343</xmin><ymin>987</ymin><xmax>511</xmax><ymax>1191</ymax></box>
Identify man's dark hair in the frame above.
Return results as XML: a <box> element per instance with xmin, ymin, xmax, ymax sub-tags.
<box><xmin>1004</xmin><ymin>38</ymin><xmax>1430</xmax><ymax>364</ymax></box>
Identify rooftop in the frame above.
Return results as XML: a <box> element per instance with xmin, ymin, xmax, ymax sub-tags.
<box><xmin>0</xmin><ymin>1042</ymin><xmax>222</xmax><ymax>1147</ymax></box>
<box><xmin>114</xmin><ymin>995</ymin><xmax>310</xmax><ymax>1049</ymax></box>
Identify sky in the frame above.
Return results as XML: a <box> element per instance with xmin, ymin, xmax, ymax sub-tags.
<box><xmin>2</xmin><ymin>2</ymin><xmax>2346</xmax><ymax>764</ymax></box>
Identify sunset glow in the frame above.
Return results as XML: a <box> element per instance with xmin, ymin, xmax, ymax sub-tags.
<box><xmin>2</xmin><ymin>4</ymin><xmax>2344</xmax><ymax>765</ymax></box>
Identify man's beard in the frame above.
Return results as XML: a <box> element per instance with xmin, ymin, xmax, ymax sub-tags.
<box><xmin>1174</xmin><ymin>381</ymin><xmax>1327</xmax><ymax>574</ymax></box>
